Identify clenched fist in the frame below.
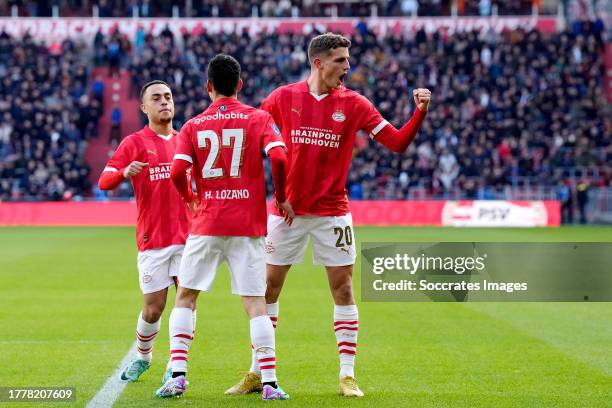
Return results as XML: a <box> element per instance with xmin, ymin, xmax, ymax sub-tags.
<box><xmin>123</xmin><ymin>161</ymin><xmax>148</xmax><ymax>178</ymax></box>
<box><xmin>413</xmin><ymin>88</ymin><xmax>432</xmax><ymax>112</ymax></box>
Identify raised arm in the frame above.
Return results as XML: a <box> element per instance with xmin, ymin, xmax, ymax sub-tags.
<box><xmin>366</xmin><ymin>88</ymin><xmax>431</xmax><ymax>153</ymax></box>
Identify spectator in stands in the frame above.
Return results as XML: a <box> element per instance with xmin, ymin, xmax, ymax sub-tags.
<box><xmin>479</xmin><ymin>0</ymin><xmax>491</xmax><ymax>16</ymax></box>
<box><xmin>107</xmin><ymin>36</ymin><xmax>122</xmax><ymax>77</ymax></box>
<box><xmin>261</xmin><ymin>0</ymin><xmax>276</xmax><ymax>17</ymax></box>
<box><xmin>0</xmin><ymin>112</ymin><xmax>12</xmax><ymax>156</ymax></box>
<box><xmin>576</xmin><ymin>180</ymin><xmax>589</xmax><ymax>224</ymax></box>
<box><xmin>438</xmin><ymin>148</ymin><xmax>459</xmax><ymax>191</ymax></box>
<box><xmin>134</xmin><ymin>25</ymin><xmax>146</xmax><ymax>55</ymax></box>
<box><xmin>401</xmin><ymin>0</ymin><xmax>419</xmax><ymax>16</ymax></box>
<box><xmin>47</xmin><ymin>173</ymin><xmax>66</xmax><ymax>201</ymax></box>
<box><xmin>93</xmin><ymin>28</ymin><xmax>105</xmax><ymax>65</ymax></box>
<box><xmin>140</xmin><ymin>0</ymin><xmax>152</xmax><ymax>17</ymax></box>
<box><xmin>91</xmin><ymin>75</ymin><xmax>105</xmax><ymax>113</ymax></box>
<box><xmin>110</xmin><ymin>103</ymin><xmax>122</xmax><ymax>144</ymax></box>
<box><xmin>557</xmin><ymin>179</ymin><xmax>573</xmax><ymax>224</ymax></box>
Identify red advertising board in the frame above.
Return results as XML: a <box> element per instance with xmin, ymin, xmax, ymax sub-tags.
<box><xmin>0</xmin><ymin>200</ymin><xmax>560</xmax><ymax>227</ymax></box>
<box><xmin>0</xmin><ymin>16</ymin><xmax>558</xmax><ymax>42</ymax></box>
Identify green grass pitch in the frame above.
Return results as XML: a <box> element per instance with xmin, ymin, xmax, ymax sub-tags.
<box><xmin>1</xmin><ymin>226</ymin><xmax>612</xmax><ymax>407</ymax></box>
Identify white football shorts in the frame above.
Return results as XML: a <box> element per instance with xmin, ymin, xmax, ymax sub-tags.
<box><xmin>265</xmin><ymin>214</ymin><xmax>356</xmax><ymax>267</ymax></box>
<box><xmin>137</xmin><ymin>244</ymin><xmax>184</xmax><ymax>294</ymax></box>
<box><xmin>178</xmin><ymin>235</ymin><xmax>266</xmax><ymax>296</ymax></box>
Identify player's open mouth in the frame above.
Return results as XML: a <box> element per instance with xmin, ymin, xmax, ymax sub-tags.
<box><xmin>339</xmin><ymin>73</ymin><xmax>346</xmax><ymax>84</ymax></box>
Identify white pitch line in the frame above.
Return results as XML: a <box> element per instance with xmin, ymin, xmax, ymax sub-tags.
<box><xmin>86</xmin><ymin>341</ymin><xmax>136</xmax><ymax>408</ymax></box>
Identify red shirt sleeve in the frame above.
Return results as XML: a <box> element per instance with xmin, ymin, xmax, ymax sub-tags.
<box><xmin>373</xmin><ymin>108</ymin><xmax>426</xmax><ymax>153</ymax></box>
<box><xmin>258</xmin><ymin>112</ymin><xmax>288</xmax><ymax>203</ymax></box>
<box><xmin>260</xmin><ymin>113</ymin><xmax>286</xmax><ymax>154</ymax></box>
<box><xmin>268</xmin><ymin>147</ymin><xmax>287</xmax><ymax>203</ymax></box>
<box><xmin>260</xmin><ymin>88</ymin><xmax>282</xmax><ymax>128</ymax></box>
<box><xmin>356</xmin><ymin>94</ymin><xmax>387</xmax><ymax>137</ymax></box>
<box><xmin>98</xmin><ymin>137</ymin><xmax>133</xmax><ymax>190</ymax></box>
<box><xmin>174</xmin><ymin>122</ymin><xmax>196</xmax><ymax>165</ymax></box>
<box><xmin>171</xmin><ymin>123</ymin><xmax>195</xmax><ymax>202</ymax></box>
<box><xmin>355</xmin><ymin>94</ymin><xmax>427</xmax><ymax>153</ymax></box>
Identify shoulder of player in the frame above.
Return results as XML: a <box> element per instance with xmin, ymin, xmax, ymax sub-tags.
<box><xmin>340</xmin><ymin>88</ymin><xmax>372</xmax><ymax>109</ymax></box>
<box><xmin>267</xmin><ymin>82</ymin><xmax>301</xmax><ymax>100</ymax></box>
<box><xmin>338</xmin><ymin>87</ymin><xmax>365</xmax><ymax>100</ymax></box>
<box><xmin>270</xmin><ymin>82</ymin><xmax>299</xmax><ymax>93</ymax></box>
<box><xmin>116</xmin><ymin>131</ymin><xmax>141</xmax><ymax>149</ymax></box>
<box><xmin>246</xmin><ymin>105</ymin><xmax>272</xmax><ymax>121</ymax></box>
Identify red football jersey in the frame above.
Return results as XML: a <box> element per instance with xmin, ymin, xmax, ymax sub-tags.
<box><xmin>103</xmin><ymin>126</ymin><xmax>191</xmax><ymax>251</ymax></box>
<box><xmin>174</xmin><ymin>97</ymin><xmax>285</xmax><ymax>237</ymax></box>
<box><xmin>261</xmin><ymin>80</ymin><xmax>388</xmax><ymax>216</ymax></box>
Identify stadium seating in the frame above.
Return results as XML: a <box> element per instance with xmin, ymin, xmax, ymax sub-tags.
<box><xmin>0</xmin><ymin>17</ymin><xmax>608</xmax><ymax>203</ymax></box>
<box><xmin>123</xmin><ymin>24</ymin><xmax>609</xmax><ymax>199</ymax></box>
<box><xmin>0</xmin><ymin>0</ymin><xmax>543</xmax><ymax>18</ymax></box>
<box><xmin>0</xmin><ymin>32</ymin><xmax>100</xmax><ymax>200</ymax></box>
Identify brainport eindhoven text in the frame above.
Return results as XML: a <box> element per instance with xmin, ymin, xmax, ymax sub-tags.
<box><xmin>290</xmin><ymin>128</ymin><xmax>341</xmax><ymax>148</ymax></box>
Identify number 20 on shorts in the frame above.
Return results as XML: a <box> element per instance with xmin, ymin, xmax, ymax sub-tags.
<box><xmin>334</xmin><ymin>226</ymin><xmax>353</xmax><ymax>247</ymax></box>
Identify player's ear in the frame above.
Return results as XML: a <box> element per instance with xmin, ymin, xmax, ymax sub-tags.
<box><xmin>236</xmin><ymin>79</ymin><xmax>243</xmax><ymax>95</ymax></box>
<box><xmin>206</xmin><ymin>80</ymin><xmax>213</xmax><ymax>95</ymax></box>
<box><xmin>313</xmin><ymin>57</ymin><xmax>322</xmax><ymax>70</ymax></box>
<box><xmin>140</xmin><ymin>102</ymin><xmax>147</xmax><ymax>115</ymax></box>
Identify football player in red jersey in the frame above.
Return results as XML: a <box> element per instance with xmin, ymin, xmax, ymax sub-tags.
<box><xmin>98</xmin><ymin>81</ymin><xmax>195</xmax><ymax>383</ymax></box>
<box><xmin>230</xmin><ymin>33</ymin><xmax>431</xmax><ymax>397</ymax></box>
<box><xmin>156</xmin><ymin>54</ymin><xmax>293</xmax><ymax>400</ymax></box>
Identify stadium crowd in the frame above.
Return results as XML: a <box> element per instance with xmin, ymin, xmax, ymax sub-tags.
<box><xmin>0</xmin><ymin>31</ymin><xmax>101</xmax><ymax>201</ymax></box>
<box><xmin>0</xmin><ymin>0</ymin><xmax>551</xmax><ymax>18</ymax></box>
<box><xmin>124</xmin><ymin>22</ymin><xmax>609</xmax><ymax>199</ymax></box>
<box><xmin>0</xmin><ymin>16</ymin><xmax>608</xmax><ymax>202</ymax></box>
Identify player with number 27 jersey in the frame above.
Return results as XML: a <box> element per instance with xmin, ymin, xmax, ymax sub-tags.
<box><xmin>159</xmin><ymin>55</ymin><xmax>291</xmax><ymax>401</ymax></box>
<box><xmin>173</xmin><ymin>98</ymin><xmax>285</xmax><ymax>236</ymax></box>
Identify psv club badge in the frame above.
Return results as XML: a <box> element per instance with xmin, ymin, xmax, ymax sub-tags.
<box><xmin>332</xmin><ymin>111</ymin><xmax>346</xmax><ymax>122</ymax></box>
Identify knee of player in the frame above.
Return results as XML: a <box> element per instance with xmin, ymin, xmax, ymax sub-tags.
<box><xmin>142</xmin><ymin>303</ymin><xmax>164</xmax><ymax>322</ymax></box>
<box><xmin>242</xmin><ymin>297</ymin><xmax>267</xmax><ymax>318</ymax></box>
<box><xmin>175</xmin><ymin>287</ymin><xmax>199</xmax><ymax>309</ymax></box>
<box><xmin>265</xmin><ymin>286</ymin><xmax>281</xmax><ymax>304</ymax></box>
<box><xmin>332</xmin><ymin>282</ymin><xmax>354</xmax><ymax>302</ymax></box>
<box><xmin>266</xmin><ymin>277</ymin><xmax>283</xmax><ymax>291</ymax></box>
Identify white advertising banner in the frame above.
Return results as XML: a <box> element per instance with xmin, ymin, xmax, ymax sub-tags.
<box><xmin>441</xmin><ymin>200</ymin><xmax>550</xmax><ymax>227</ymax></box>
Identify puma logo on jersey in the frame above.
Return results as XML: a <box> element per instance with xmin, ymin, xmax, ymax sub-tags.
<box><xmin>291</xmin><ymin>108</ymin><xmax>301</xmax><ymax>116</ymax></box>
<box><xmin>147</xmin><ymin>149</ymin><xmax>158</xmax><ymax>156</ymax></box>
<box><xmin>340</xmin><ymin>247</ymin><xmax>350</xmax><ymax>254</ymax></box>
